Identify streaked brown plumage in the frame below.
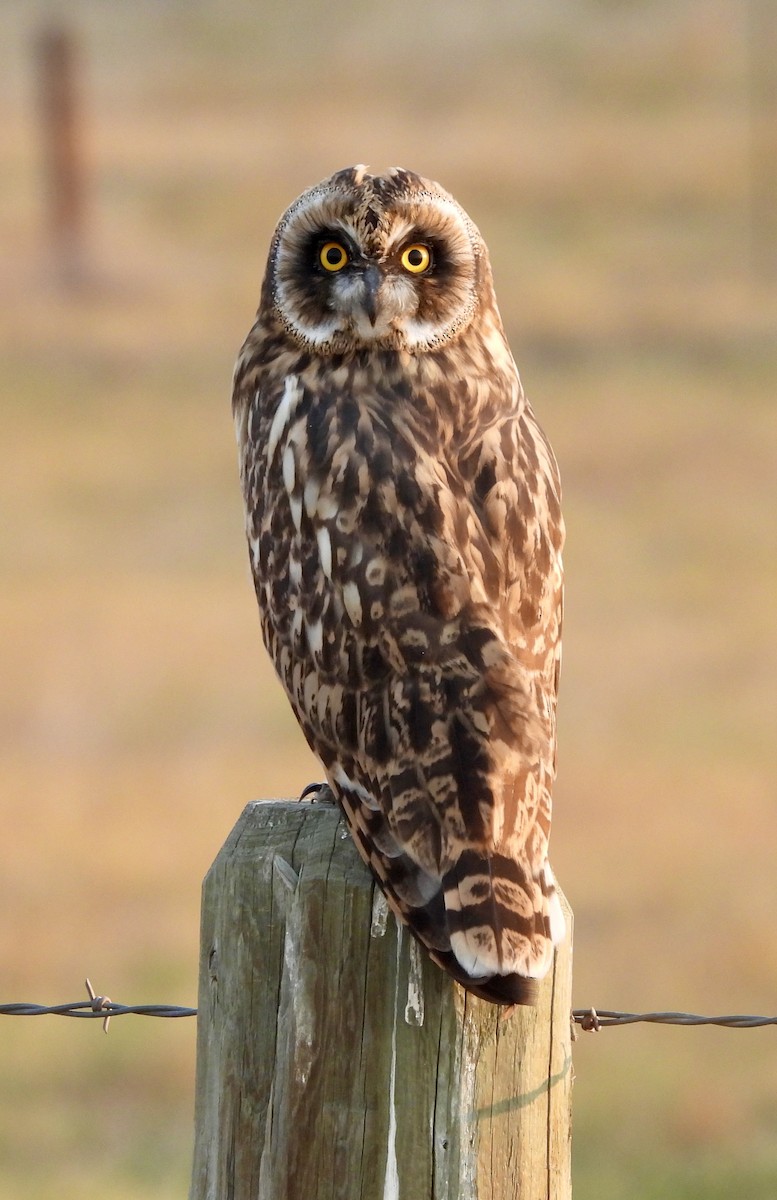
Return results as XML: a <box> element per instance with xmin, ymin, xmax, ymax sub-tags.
<box><xmin>233</xmin><ymin>166</ymin><xmax>565</xmax><ymax>1004</ymax></box>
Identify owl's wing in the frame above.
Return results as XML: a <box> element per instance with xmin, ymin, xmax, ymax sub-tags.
<box><xmin>243</xmin><ymin>380</ymin><xmax>564</xmax><ymax>1004</ymax></box>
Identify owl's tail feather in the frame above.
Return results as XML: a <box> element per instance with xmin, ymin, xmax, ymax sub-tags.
<box><xmin>335</xmin><ymin>781</ymin><xmax>563</xmax><ymax>1006</ymax></box>
<box><xmin>437</xmin><ymin>851</ymin><xmax>564</xmax><ymax>1003</ymax></box>
<box><xmin>427</xmin><ymin>946</ymin><xmax>540</xmax><ymax>1005</ymax></box>
<box><xmin>377</xmin><ymin>862</ymin><xmax>544</xmax><ymax>1006</ymax></box>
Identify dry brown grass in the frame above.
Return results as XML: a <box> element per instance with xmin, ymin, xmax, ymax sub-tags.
<box><xmin>1</xmin><ymin>2</ymin><xmax>775</xmax><ymax>1196</ymax></box>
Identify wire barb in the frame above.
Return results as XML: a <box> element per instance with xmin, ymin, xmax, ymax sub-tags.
<box><xmin>577</xmin><ymin>1006</ymin><xmax>601</xmax><ymax>1032</ymax></box>
<box><xmin>85</xmin><ymin>978</ymin><xmax>112</xmax><ymax>1034</ymax></box>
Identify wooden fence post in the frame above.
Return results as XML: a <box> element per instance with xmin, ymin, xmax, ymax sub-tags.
<box><xmin>34</xmin><ymin>22</ymin><xmax>87</xmax><ymax>287</ymax></box>
<box><xmin>748</xmin><ymin>0</ymin><xmax>777</xmax><ymax>284</ymax></box>
<box><xmin>189</xmin><ymin>800</ymin><xmax>573</xmax><ymax>1200</ymax></box>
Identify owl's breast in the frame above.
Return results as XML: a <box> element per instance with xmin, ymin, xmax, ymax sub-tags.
<box><xmin>241</xmin><ymin>362</ymin><xmax>558</xmax><ymax>763</ymax></box>
<box><xmin>241</xmin><ymin>371</ymin><xmax>486</xmax><ymax>750</ymax></box>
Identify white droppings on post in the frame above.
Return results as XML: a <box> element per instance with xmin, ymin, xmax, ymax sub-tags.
<box><xmin>382</xmin><ymin>923</ymin><xmax>402</xmax><ymax>1200</ymax></box>
<box><xmin>404</xmin><ymin>935</ymin><xmax>425</xmax><ymax>1027</ymax></box>
<box><xmin>457</xmin><ymin>1014</ymin><xmax>480</xmax><ymax>1200</ymax></box>
<box><xmin>272</xmin><ymin>855</ymin><xmax>299</xmax><ymax>892</ymax></box>
<box><xmin>257</xmin><ymin>1076</ymin><xmax>275</xmax><ymax>1200</ymax></box>
<box><xmin>370</xmin><ymin>887</ymin><xmax>389</xmax><ymax>938</ymax></box>
<box><xmin>283</xmin><ymin>898</ymin><xmax>316</xmax><ymax>1087</ymax></box>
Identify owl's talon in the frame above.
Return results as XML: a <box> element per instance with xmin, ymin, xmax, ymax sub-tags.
<box><xmin>300</xmin><ymin>781</ymin><xmax>336</xmax><ymax>805</ymax></box>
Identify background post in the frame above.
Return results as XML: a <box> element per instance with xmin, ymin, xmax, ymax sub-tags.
<box><xmin>34</xmin><ymin>21</ymin><xmax>87</xmax><ymax>287</ymax></box>
<box><xmin>189</xmin><ymin>800</ymin><xmax>573</xmax><ymax>1200</ymax></box>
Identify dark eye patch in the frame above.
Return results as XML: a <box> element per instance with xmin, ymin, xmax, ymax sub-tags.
<box><xmin>397</xmin><ymin>234</ymin><xmax>455</xmax><ymax>282</ymax></box>
<box><xmin>310</xmin><ymin>229</ymin><xmax>358</xmax><ymax>273</ymax></box>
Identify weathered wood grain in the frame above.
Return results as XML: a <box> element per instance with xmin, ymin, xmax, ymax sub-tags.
<box><xmin>189</xmin><ymin>800</ymin><xmax>573</xmax><ymax>1200</ymax></box>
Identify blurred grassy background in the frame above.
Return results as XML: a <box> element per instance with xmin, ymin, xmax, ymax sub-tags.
<box><xmin>1</xmin><ymin>0</ymin><xmax>775</xmax><ymax>1196</ymax></box>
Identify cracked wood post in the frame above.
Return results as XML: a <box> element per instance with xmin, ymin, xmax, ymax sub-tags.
<box><xmin>189</xmin><ymin>799</ymin><xmax>573</xmax><ymax>1200</ymax></box>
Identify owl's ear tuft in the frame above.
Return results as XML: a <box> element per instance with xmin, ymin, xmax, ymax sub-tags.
<box><xmin>329</xmin><ymin>164</ymin><xmax>370</xmax><ymax>189</ymax></box>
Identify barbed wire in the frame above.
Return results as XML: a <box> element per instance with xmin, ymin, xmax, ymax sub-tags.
<box><xmin>0</xmin><ymin>980</ymin><xmax>196</xmax><ymax>1033</ymax></box>
<box><xmin>571</xmin><ymin>1007</ymin><xmax>777</xmax><ymax>1033</ymax></box>
<box><xmin>2</xmin><ymin>982</ymin><xmax>776</xmax><ymax>1035</ymax></box>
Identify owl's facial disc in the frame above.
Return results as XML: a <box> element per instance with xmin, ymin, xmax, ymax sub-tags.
<box><xmin>269</xmin><ymin>170</ymin><xmax>484</xmax><ymax>352</ymax></box>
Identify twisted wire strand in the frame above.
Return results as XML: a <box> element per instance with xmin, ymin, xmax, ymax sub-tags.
<box><xmin>0</xmin><ymin>979</ymin><xmax>195</xmax><ymax>1032</ymax></box>
<box><xmin>2</xmin><ymin>984</ymin><xmax>776</xmax><ymax>1033</ymax></box>
<box><xmin>572</xmin><ymin>1007</ymin><xmax>777</xmax><ymax>1032</ymax></box>
<box><xmin>0</xmin><ymin>1001</ymin><xmax>196</xmax><ymax>1019</ymax></box>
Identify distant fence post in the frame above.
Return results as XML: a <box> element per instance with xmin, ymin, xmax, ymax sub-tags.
<box><xmin>748</xmin><ymin>0</ymin><xmax>777</xmax><ymax>283</ymax></box>
<box><xmin>189</xmin><ymin>800</ymin><xmax>573</xmax><ymax>1200</ymax></box>
<box><xmin>34</xmin><ymin>21</ymin><xmax>87</xmax><ymax>287</ymax></box>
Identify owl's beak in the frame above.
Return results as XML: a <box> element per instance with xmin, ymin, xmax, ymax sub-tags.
<box><xmin>361</xmin><ymin>264</ymin><xmax>382</xmax><ymax>327</ymax></box>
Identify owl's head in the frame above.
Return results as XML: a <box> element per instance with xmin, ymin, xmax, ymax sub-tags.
<box><xmin>263</xmin><ymin>166</ymin><xmax>494</xmax><ymax>355</ymax></box>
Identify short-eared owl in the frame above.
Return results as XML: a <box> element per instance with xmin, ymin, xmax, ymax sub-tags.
<box><xmin>233</xmin><ymin>166</ymin><xmax>564</xmax><ymax>1005</ymax></box>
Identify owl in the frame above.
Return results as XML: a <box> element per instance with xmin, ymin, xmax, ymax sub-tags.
<box><xmin>233</xmin><ymin>166</ymin><xmax>565</xmax><ymax>1005</ymax></box>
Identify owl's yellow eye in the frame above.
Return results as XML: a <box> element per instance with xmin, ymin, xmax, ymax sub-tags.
<box><xmin>400</xmin><ymin>244</ymin><xmax>431</xmax><ymax>274</ymax></box>
<box><xmin>319</xmin><ymin>241</ymin><xmax>349</xmax><ymax>272</ymax></box>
